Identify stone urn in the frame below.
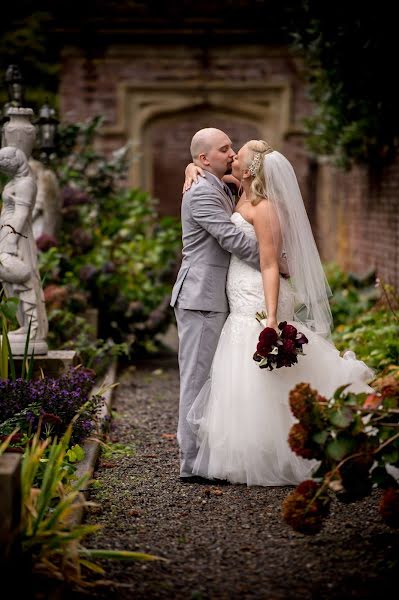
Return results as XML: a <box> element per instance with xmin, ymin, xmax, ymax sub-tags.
<box><xmin>2</xmin><ymin>107</ymin><xmax>36</xmax><ymax>158</ymax></box>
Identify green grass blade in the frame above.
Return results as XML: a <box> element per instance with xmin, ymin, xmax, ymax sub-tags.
<box><xmin>27</xmin><ymin>346</ymin><xmax>35</xmax><ymax>381</ymax></box>
<box><xmin>43</xmin><ymin>474</ymin><xmax>90</xmax><ymax>531</ymax></box>
<box><xmin>80</xmin><ymin>549</ymin><xmax>165</xmax><ymax>561</ymax></box>
<box><xmin>5</xmin><ymin>331</ymin><xmax>16</xmax><ymax>381</ymax></box>
<box><xmin>21</xmin><ymin>317</ymin><xmax>33</xmax><ymax>380</ymax></box>
<box><xmin>1</xmin><ymin>315</ymin><xmax>8</xmax><ymax>380</ymax></box>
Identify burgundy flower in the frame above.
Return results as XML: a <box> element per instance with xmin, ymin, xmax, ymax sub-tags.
<box><xmin>279</xmin><ymin>322</ymin><xmax>298</xmax><ymax>340</ymax></box>
<box><xmin>283</xmin><ymin>338</ymin><xmax>296</xmax><ymax>354</ymax></box>
<box><xmin>256</xmin><ymin>327</ymin><xmax>278</xmax><ymax>356</ymax></box>
<box><xmin>254</xmin><ymin>320</ymin><xmax>308</xmax><ymax>371</ymax></box>
<box><xmin>296</xmin><ymin>333</ymin><xmax>309</xmax><ymax>346</ymax></box>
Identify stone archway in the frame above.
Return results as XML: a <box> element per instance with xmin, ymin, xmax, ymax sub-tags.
<box><xmin>100</xmin><ymin>80</ymin><xmax>293</xmax><ymax>214</ymax></box>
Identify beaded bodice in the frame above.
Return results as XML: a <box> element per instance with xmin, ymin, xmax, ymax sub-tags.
<box><xmin>227</xmin><ymin>212</ymin><xmax>295</xmax><ymax>321</ymax></box>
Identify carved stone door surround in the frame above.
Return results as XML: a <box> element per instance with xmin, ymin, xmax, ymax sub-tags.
<box><xmin>100</xmin><ymin>80</ymin><xmax>293</xmax><ymax>189</ymax></box>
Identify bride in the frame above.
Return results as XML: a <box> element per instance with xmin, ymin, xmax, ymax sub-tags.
<box><xmin>184</xmin><ymin>140</ymin><xmax>374</xmax><ymax>487</ymax></box>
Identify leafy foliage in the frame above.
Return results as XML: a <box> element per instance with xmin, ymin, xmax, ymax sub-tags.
<box><xmin>38</xmin><ymin>117</ymin><xmax>181</xmax><ymax>358</ymax></box>
<box><xmin>285</xmin><ymin>1</ymin><xmax>399</xmax><ymax>167</ymax></box>
<box><xmin>16</xmin><ymin>420</ymin><xmax>160</xmax><ymax>586</ymax></box>
<box><xmin>332</xmin><ymin>281</ymin><xmax>399</xmax><ymax>371</ymax></box>
<box><xmin>0</xmin><ymin>7</ymin><xmax>59</xmax><ymax>111</ymax></box>
<box><xmin>283</xmin><ymin>372</ymin><xmax>399</xmax><ymax>534</ymax></box>
<box><xmin>324</xmin><ymin>262</ymin><xmax>380</xmax><ymax>328</ymax></box>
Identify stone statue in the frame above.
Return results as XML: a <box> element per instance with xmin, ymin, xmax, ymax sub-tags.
<box><xmin>30</xmin><ymin>158</ymin><xmax>62</xmax><ymax>241</ymax></box>
<box><xmin>0</xmin><ymin>145</ymin><xmax>48</xmax><ymax>355</ymax></box>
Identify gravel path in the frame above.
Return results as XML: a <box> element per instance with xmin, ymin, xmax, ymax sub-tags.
<box><xmin>72</xmin><ymin>353</ymin><xmax>399</xmax><ymax>599</ymax></box>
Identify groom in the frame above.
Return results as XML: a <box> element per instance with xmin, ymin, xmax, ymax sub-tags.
<box><xmin>171</xmin><ymin>127</ymin><xmax>260</xmax><ymax>482</ymax></box>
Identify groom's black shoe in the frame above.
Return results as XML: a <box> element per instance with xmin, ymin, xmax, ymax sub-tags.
<box><xmin>179</xmin><ymin>475</ymin><xmax>230</xmax><ymax>486</ymax></box>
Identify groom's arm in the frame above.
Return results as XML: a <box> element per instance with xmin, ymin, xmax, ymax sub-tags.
<box><xmin>189</xmin><ymin>189</ymin><xmax>260</xmax><ymax>271</ymax></box>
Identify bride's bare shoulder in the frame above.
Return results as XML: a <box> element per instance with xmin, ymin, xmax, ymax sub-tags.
<box><xmin>252</xmin><ymin>197</ymin><xmax>280</xmax><ymax>228</ymax></box>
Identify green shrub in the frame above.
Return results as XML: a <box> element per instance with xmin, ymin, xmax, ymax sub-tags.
<box><xmin>38</xmin><ymin>117</ymin><xmax>181</xmax><ymax>358</ymax></box>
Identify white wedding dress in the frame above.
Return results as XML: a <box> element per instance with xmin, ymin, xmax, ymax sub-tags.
<box><xmin>187</xmin><ymin>212</ymin><xmax>374</xmax><ymax>487</ymax></box>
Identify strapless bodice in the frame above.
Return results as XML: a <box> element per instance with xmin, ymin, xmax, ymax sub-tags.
<box><xmin>227</xmin><ymin>212</ymin><xmax>295</xmax><ymax>321</ymax></box>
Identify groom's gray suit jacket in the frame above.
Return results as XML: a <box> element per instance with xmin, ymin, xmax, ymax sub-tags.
<box><xmin>171</xmin><ymin>171</ymin><xmax>259</xmax><ymax>312</ymax></box>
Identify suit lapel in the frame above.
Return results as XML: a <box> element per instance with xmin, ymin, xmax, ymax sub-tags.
<box><xmin>203</xmin><ymin>172</ymin><xmax>233</xmax><ymax>214</ymax></box>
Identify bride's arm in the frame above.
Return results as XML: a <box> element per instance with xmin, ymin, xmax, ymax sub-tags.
<box><xmin>182</xmin><ymin>163</ymin><xmax>204</xmax><ymax>193</ymax></box>
<box><xmin>253</xmin><ymin>200</ymin><xmax>281</xmax><ymax>332</ymax></box>
<box><xmin>222</xmin><ymin>173</ymin><xmax>240</xmax><ymax>188</ymax></box>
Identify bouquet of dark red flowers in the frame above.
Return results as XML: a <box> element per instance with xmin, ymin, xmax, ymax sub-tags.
<box><xmin>253</xmin><ymin>312</ymin><xmax>309</xmax><ymax>370</ymax></box>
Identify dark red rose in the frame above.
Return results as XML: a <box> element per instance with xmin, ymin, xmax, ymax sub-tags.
<box><xmin>254</xmin><ymin>323</ymin><xmax>308</xmax><ymax>371</ymax></box>
<box><xmin>283</xmin><ymin>339</ymin><xmax>296</xmax><ymax>354</ymax></box>
<box><xmin>280</xmin><ymin>323</ymin><xmax>298</xmax><ymax>340</ymax></box>
<box><xmin>256</xmin><ymin>327</ymin><xmax>278</xmax><ymax>356</ymax></box>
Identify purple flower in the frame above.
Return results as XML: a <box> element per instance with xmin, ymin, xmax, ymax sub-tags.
<box><xmin>0</xmin><ymin>367</ymin><xmax>101</xmax><ymax>445</ymax></box>
<box><xmin>36</xmin><ymin>233</ymin><xmax>58</xmax><ymax>251</ymax></box>
<box><xmin>62</xmin><ymin>185</ymin><xmax>93</xmax><ymax>207</ymax></box>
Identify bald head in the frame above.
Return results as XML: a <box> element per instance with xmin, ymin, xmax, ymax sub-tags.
<box><xmin>189</xmin><ymin>128</ymin><xmax>235</xmax><ymax>179</ymax></box>
<box><xmin>190</xmin><ymin>128</ymin><xmax>228</xmax><ymax>160</ymax></box>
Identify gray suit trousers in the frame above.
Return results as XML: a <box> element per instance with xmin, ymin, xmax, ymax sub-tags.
<box><xmin>174</xmin><ymin>305</ymin><xmax>228</xmax><ymax>477</ymax></box>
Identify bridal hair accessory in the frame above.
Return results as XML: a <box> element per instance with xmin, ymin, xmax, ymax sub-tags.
<box><xmin>253</xmin><ymin>313</ymin><xmax>309</xmax><ymax>370</ymax></box>
<box><xmin>248</xmin><ymin>143</ymin><xmax>274</xmax><ymax>177</ymax></box>
<box><xmin>248</xmin><ymin>152</ymin><xmax>262</xmax><ymax>177</ymax></box>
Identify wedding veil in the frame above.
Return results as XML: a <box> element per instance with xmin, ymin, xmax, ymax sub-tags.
<box><xmin>262</xmin><ymin>151</ymin><xmax>333</xmax><ymax>339</ymax></box>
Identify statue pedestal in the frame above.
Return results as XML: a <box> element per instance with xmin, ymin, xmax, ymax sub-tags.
<box><xmin>13</xmin><ymin>350</ymin><xmax>80</xmax><ymax>379</ymax></box>
<box><xmin>8</xmin><ymin>337</ymin><xmax>48</xmax><ymax>357</ymax></box>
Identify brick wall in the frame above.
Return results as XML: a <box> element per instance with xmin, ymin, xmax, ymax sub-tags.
<box><xmin>314</xmin><ymin>159</ymin><xmax>399</xmax><ymax>289</ymax></box>
<box><xmin>59</xmin><ymin>45</ymin><xmax>314</xmax><ymax>216</ymax></box>
<box><xmin>59</xmin><ymin>44</ymin><xmax>399</xmax><ymax>287</ymax></box>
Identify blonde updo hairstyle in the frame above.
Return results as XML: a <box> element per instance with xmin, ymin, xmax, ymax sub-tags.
<box><xmin>244</xmin><ymin>140</ymin><xmax>274</xmax><ymax>206</ymax></box>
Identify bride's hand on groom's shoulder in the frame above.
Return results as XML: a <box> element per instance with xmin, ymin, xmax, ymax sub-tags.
<box><xmin>222</xmin><ymin>174</ymin><xmax>240</xmax><ymax>189</ymax></box>
<box><xmin>182</xmin><ymin>163</ymin><xmax>204</xmax><ymax>194</ymax></box>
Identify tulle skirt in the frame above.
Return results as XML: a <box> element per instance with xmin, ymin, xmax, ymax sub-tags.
<box><xmin>187</xmin><ymin>313</ymin><xmax>374</xmax><ymax>487</ymax></box>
